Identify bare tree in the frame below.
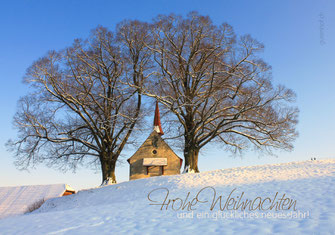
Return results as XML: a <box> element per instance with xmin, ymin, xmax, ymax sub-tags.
<box><xmin>7</xmin><ymin>26</ymin><xmax>151</xmax><ymax>184</ymax></box>
<box><xmin>145</xmin><ymin>12</ymin><xmax>299</xmax><ymax>172</ymax></box>
<box><xmin>7</xmin><ymin>13</ymin><xmax>299</xmax><ymax>181</ymax></box>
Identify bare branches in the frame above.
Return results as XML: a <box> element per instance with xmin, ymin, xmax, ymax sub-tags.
<box><xmin>143</xmin><ymin>12</ymin><xmax>298</xmax><ymax>171</ymax></box>
<box><xmin>7</xmin><ymin>12</ymin><xmax>299</xmax><ymax>177</ymax></box>
<box><xmin>8</xmin><ymin>26</ymin><xmax>151</xmax><ymax>182</ymax></box>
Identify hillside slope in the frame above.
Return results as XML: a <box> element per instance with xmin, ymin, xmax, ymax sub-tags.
<box><xmin>0</xmin><ymin>159</ymin><xmax>334</xmax><ymax>234</ymax></box>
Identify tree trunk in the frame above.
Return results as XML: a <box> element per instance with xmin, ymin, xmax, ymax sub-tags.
<box><xmin>183</xmin><ymin>147</ymin><xmax>200</xmax><ymax>173</ymax></box>
<box><xmin>100</xmin><ymin>153</ymin><xmax>117</xmax><ymax>185</ymax></box>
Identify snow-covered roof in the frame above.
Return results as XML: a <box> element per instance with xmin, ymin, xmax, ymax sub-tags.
<box><xmin>0</xmin><ymin>184</ymin><xmax>75</xmax><ymax>219</ymax></box>
<box><xmin>143</xmin><ymin>158</ymin><xmax>167</xmax><ymax>166</ymax></box>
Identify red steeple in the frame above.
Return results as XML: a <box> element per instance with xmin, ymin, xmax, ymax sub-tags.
<box><xmin>153</xmin><ymin>100</ymin><xmax>164</xmax><ymax>135</ymax></box>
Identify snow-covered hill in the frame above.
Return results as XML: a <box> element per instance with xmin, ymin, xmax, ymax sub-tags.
<box><xmin>0</xmin><ymin>159</ymin><xmax>334</xmax><ymax>234</ymax></box>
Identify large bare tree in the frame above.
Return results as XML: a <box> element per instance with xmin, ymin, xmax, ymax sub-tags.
<box><xmin>7</xmin><ymin>26</ymin><xmax>151</xmax><ymax>184</ymax></box>
<box><xmin>8</xmin><ymin>13</ymin><xmax>298</xmax><ymax>181</ymax></box>
<box><xmin>145</xmin><ymin>12</ymin><xmax>298</xmax><ymax>172</ymax></box>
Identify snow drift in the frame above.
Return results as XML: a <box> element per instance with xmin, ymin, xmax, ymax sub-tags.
<box><xmin>0</xmin><ymin>159</ymin><xmax>334</xmax><ymax>234</ymax></box>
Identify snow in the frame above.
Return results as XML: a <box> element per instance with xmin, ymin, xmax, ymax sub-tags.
<box><xmin>0</xmin><ymin>159</ymin><xmax>334</xmax><ymax>234</ymax></box>
<box><xmin>183</xmin><ymin>165</ymin><xmax>196</xmax><ymax>173</ymax></box>
<box><xmin>143</xmin><ymin>158</ymin><xmax>167</xmax><ymax>166</ymax></box>
<box><xmin>100</xmin><ymin>178</ymin><xmax>116</xmax><ymax>186</ymax></box>
<box><xmin>0</xmin><ymin>184</ymin><xmax>74</xmax><ymax>219</ymax></box>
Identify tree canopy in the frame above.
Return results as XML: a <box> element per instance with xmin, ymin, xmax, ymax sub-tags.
<box><xmin>7</xmin><ymin>12</ymin><xmax>298</xmax><ymax>183</ymax></box>
<box><xmin>7</xmin><ymin>26</ymin><xmax>151</xmax><ymax>184</ymax></box>
<box><xmin>144</xmin><ymin>12</ymin><xmax>298</xmax><ymax>172</ymax></box>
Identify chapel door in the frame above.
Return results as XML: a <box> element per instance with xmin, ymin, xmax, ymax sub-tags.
<box><xmin>148</xmin><ymin>166</ymin><xmax>163</xmax><ymax>176</ymax></box>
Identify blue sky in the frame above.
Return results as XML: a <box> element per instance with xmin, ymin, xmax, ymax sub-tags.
<box><xmin>0</xmin><ymin>0</ymin><xmax>334</xmax><ymax>190</ymax></box>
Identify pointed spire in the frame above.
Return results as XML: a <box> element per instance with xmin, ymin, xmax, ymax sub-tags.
<box><xmin>153</xmin><ymin>100</ymin><xmax>164</xmax><ymax>135</ymax></box>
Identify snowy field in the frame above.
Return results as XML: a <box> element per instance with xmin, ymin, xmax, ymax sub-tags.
<box><xmin>0</xmin><ymin>159</ymin><xmax>334</xmax><ymax>234</ymax></box>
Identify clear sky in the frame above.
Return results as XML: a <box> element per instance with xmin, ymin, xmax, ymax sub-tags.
<box><xmin>0</xmin><ymin>0</ymin><xmax>334</xmax><ymax>190</ymax></box>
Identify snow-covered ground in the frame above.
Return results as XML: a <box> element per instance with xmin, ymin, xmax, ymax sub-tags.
<box><xmin>0</xmin><ymin>159</ymin><xmax>334</xmax><ymax>234</ymax></box>
<box><xmin>0</xmin><ymin>184</ymin><xmax>75</xmax><ymax>219</ymax></box>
